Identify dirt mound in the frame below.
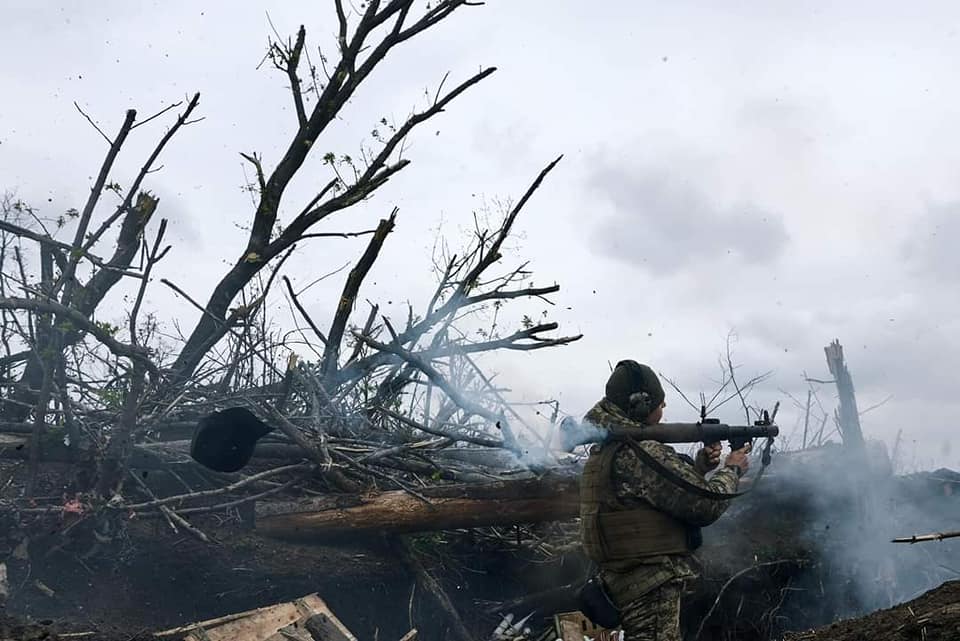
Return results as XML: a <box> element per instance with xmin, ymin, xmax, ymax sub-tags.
<box><xmin>784</xmin><ymin>580</ymin><xmax>960</xmax><ymax>641</ymax></box>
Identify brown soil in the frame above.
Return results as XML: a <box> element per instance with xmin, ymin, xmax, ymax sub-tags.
<box><xmin>784</xmin><ymin>580</ymin><xmax>960</xmax><ymax>641</ymax></box>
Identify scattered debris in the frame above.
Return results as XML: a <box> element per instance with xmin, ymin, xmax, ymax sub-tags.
<box><xmin>552</xmin><ymin>612</ymin><xmax>620</xmax><ymax>641</ymax></box>
<box><xmin>32</xmin><ymin>580</ymin><xmax>55</xmax><ymax>598</ymax></box>
<box><xmin>491</xmin><ymin>612</ymin><xmax>534</xmax><ymax>640</ymax></box>
<box><xmin>153</xmin><ymin>593</ymin><xmax>357</xmax><ymax>641</ymax></box>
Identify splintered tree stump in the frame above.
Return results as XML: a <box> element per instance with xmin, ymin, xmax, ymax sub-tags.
<box><xmin>824</xmin><ymin>340</ymin><xmax>865</xmax><ymax>450</ymax></box>
<box><xmin>254</xmin><ymin>472</ymin><xmax>580</xmax><ymax>539</ymax></box>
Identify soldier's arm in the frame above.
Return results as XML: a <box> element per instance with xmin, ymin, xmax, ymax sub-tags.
<box><xmin>612</xmin><ymin>441</ymin><xmax>740</xmax><ymax>527</ymax></box>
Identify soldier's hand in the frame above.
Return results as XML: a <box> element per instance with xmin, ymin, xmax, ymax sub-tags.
<box><xmin>695</xmin><ymin>442</ymin><xmax>723</xmax><ymax>474</ymax></box>
<box><xmin>724</xmin><ymin>443</ymin><xmax>752</xmax><ymax>476</ymax></box>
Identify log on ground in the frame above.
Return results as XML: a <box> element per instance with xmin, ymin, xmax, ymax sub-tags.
<box><xmin>254</xmin><ymin>472</ymin><xmax>579</xmax><ymax>540</ymax></box>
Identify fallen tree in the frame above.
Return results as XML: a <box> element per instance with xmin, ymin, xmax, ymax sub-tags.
<box><xmin>0</xmin><ymin>0</ymin><xmax>581</xmax><ymax>554</ymax></box>
<box><xmin>255</xmin><ymin>472</ymin><xmax>580</xmax><ymax>540</ymax></box>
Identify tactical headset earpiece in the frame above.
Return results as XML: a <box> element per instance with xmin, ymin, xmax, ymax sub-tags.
<box><xmin>627</xmin><ymin>391</ymin><xmax>654</xmax><ymax>421</ymax></box>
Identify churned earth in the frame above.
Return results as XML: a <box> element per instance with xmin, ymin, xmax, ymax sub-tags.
<box><xmin>783</xmin><ymin>580</ymin><xmax>960</xmax><ymax>641</ymax></box>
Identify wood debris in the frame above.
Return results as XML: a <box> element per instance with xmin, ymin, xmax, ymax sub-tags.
<box><xmin>153</xmin><ymin>593</ymin><xmax>356</xmax><ymax>641</ymax></box>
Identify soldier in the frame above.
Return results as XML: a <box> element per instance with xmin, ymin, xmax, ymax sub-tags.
<box><xmin>579</xmin><ymin>360</ymin><xmax>751</xmax><ymax>640</ymax></box>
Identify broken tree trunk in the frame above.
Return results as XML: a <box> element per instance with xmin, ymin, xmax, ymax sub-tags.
<box><xmin>824</xmin><ymin>339</ymin><xmax>865</xmax><ymax>450</ymax></box>
<box><xmin>254</xmin><ymin>472</ymin><xmax>579</xmax><ymax>539</ymax></box>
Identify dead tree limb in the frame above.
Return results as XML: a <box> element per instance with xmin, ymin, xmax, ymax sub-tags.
<box><xmin>121</xmin><ymin>462</ymin><xmax>314</xmax><ymax>511</ymax></box>
<box><xmin>695</xmin><ymin>559</ymin><xmax>807</xmax><ymax>641</ymax></box>
<box><xmin>8</xmin><ymin>94</ymin><xmax>199</xmax><ymax>422</ymax></box>
<box><xmin>0</xmin><ymin>298</ymin><xmax>157</xmax><ymax>374</ymax></box>
<box><xmin>254</xmin><ymin>473</ymin><xmax>579</xmax><ymax>539</ymax></box>
<box><xmin>95</xmin><ymin>220</ymin><xmax>169</xmax><ymax>497</ymax></box>
<box><xmin>262</xmin><ymin>406</ymin><xmax>361</xmax><ymax>493</ymax></box>
<box><xmin>354</xmin><ymin>333</ymin><xmax>518</xmax><ymax>449</ymax></box>
<box><xmin>55</xmin><ymin>109</ymin><xmax>137</xmax><ymax>302</ymax></box>
<box><xmin>892</xmin><ymin>530</ymin><xmax>960</xmax><ymax>544</ymax></box>
<box><xmin>171</xmin><ymin>5</ymin><xmax>490</xmax><ymax>381</ymax></box>
<box><xmin>322</xmin><ymin>210</ymin><xmax>396</xmax><ymax>377</ymax></box>
<box><xmin>282</xmin><ymin>276</ymin><xmax>328</xmax><ymax>346</ymax></box>
<box><xmin>375</xmin><ymin>406</ymin><xmax>504</xmax><ymax>448</ymax></box>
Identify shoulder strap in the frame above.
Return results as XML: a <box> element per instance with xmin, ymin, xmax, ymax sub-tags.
<box><xmin>624</xmin><ymin>438</ymin><xmax>746</xmax><ymax>500</ymax></box>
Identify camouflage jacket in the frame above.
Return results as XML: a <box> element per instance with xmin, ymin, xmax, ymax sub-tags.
<box><xmin>584</xmin><ymin>398</ymin><xmax>741</xmax><ymax>526</ymax></box>
<box><xmin>582</xmin><ymin>398</ymin><xmax>741</xmax><ymax>599</ymax></box>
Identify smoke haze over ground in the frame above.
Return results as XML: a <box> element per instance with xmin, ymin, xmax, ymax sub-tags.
<box><xmin>698</xmin><ymin>440</ymin><xmax>960</xmax><ymax>635</ymax></box>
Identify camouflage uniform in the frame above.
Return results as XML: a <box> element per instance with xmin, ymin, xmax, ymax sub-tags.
<box><xmin>583</xmin><ymin>398</ymin><xmax>741</xmax><ymax>641</ymax></box>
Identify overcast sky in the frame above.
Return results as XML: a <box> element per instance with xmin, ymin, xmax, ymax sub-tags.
<box><xmin>2</xmin><ymin>1</ymin><xmax>960</xmax><ymax>470</ymax></box>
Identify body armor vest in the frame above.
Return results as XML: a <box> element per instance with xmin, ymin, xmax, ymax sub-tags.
<box><xmin>580</xmin><ymin>440</ymin><xmax>695</xmax><ymax>563</ymax></box>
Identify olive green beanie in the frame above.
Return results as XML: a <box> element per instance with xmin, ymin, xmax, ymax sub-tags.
<box><xmin>604</xmin><ymin>360</ymin><xmax>665</xmax><ymax>418</ymax></box>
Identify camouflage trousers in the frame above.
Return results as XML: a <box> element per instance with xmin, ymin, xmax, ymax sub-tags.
<box><xmin>600</xmin><ymin>557</ymin><xmax>695</xmax><ymax>640</ymax></box>
<box><xmin>617</xmin><ymin>580</ymin><xmax>684</xmax><ymax>641</ymax></box>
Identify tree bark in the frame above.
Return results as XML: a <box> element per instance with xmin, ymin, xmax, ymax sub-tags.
<box><xmin>255</xmin><ymin>473</ymin><xmax>579</xmax><ymax>539</ymax></box>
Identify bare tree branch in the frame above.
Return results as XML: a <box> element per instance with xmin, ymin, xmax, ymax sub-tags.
<box><xmin>172</xmin><ymin>14</ymin><xmax>490</xmax><ymax>381</ymax></box>
<box><xmin>0</xmin><ymin>298</ymin><xmax>157</xmax><ymax>374</ymax></box>
<box><xmin>353</xmin><ymin>332</ymin><xmax>518</xmax><ymax>450</ymax></box>
<box><xmin>322</xmin><ymin>210</ymin><xmax>396</xmax><ymax>377</ymax></box>
<box><xmin>288</xmin><ymin>26</ymin><xmax>308</xmax><ymax>127</ymax></box>
<box><xmin>73</xmin><ymin>101</ymin><xmax>113</xmax><ymax>145</ymax></box>
<box><xmin>282</xmin><ymin>276</ymin><xmax>328</xmax><ymax>346</ymax></box>
<box><xmin>56</xmin><ymin>108</ymin><xmax>137</xmax><ymax>303</ymax></box>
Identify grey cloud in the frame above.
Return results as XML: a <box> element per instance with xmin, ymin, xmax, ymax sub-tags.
<box><xmin>902</xmin><ymin>202</ymin><xmax>960</xmax><ymax>283</ymax></box>
<box><xmin>735</xmin><ymin>95</ymin><xmax>833</xmax><ymax>142</ymax></box>
<box><xmin>838</xmin><ymin>327</ymin><xmax>960</xmax><ymax>405</ymax></box>
<box><xmin>149</xmin><ymin>187</ymin><xmax>203</xmax><ymax>250</ymax></box>
<box><xmin>587</xmin><ymin>164</ymin><xmax>789</xmax><ymax>275</ymax></box>
<box><xmin>737</xmin><ymin>97</ymin><xmax>808</xmax><ymax>128</ymax></box>
<box><xmin>736</xmin><ymin>305</ymin><xmax>960</xmax><ymax>407</ymax></box>
<box><xmin>472</xmin><ymin>118</ymin><xmax>539</xmax><ymax>172</ymax></box>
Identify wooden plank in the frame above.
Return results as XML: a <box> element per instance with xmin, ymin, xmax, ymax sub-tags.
<box><xmin>182</xmin><ymin>602</ymin><xmax>301</xmax><ymax>641</ymax></box>
<box><xmin>156</xmin><ymin>593</ymin><xmax>356</xmax><ymax>641</ymax></box>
